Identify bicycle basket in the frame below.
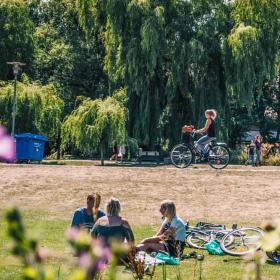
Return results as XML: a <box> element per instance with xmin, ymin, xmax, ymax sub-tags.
<box><xmin>182</xmin><ymin>125</ymin><xmax>194</xmax><ymax>133</ymax></box>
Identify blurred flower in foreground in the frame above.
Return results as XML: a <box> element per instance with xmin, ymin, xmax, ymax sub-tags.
<box><xmin>0</xmin><ymin>125</ymin><xmax>15</xmax><ymax>162</ymax></box>
<box><xmin>67</xmin><ymin>228</ymin><xmax>112</xmax><ymax>280</ymax></box>
<box><xmin>261</xmin><ymin>219</ymin><xmax>280</xmax><ymax>252</ymax></box>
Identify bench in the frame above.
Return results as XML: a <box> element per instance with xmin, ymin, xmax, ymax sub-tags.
<box><xmin>137</xmin><ymin>149</ymin><xmax>160</xmax><ymax>165</ymax></box>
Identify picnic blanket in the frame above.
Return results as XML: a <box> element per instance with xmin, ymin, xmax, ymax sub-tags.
<box><xmin>135</xmin><ymin>251</ymin><xmax>165</xmax><ymax>266</ymax></box>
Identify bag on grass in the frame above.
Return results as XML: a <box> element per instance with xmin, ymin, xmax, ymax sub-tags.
<box><xmin>155</xmin><ymin>252</ymin><xmax>180</xmax><ymax>265</ymax></box>
<box><xmin>205</xmin><ymin>240</ymin><xmax>225</xmax><ymax>256</ymax></box>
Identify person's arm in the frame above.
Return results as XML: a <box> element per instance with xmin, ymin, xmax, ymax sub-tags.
<box><xmin>197</xmin><ymin>119</ymin><xmax>212</xmax><ymax>134</ymax></box>
<box><xmin>122</xmin><ymin>220</ymin><xmax>135</xmax><ymax>245</ymax></box>
<box><xmin>156</xmin><ymin>222</ymin><xmax>166</xmax><ymax>236</ymax></box>
<box><xmin>158</xmin><ymin>227</ymin><xmax>176</xmax><ymax>241</ymax></box>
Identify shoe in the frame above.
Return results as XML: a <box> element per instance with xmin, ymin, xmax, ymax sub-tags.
<box><xmin>181</xmin><ymin>251</ymin><xmax>197</xmax><ymax>260</ymax></box>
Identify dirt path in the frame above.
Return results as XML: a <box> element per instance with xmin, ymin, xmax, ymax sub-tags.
<box><xmin>0</xmin><ymin>164</ymin><xmax>279</xmax><ymax>225</ymax></box>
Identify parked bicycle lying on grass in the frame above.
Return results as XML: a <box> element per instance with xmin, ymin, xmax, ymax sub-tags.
<box><xmin>185</xmin><ymin>221</ymin><xmax>265</xmax><ymax>257</ymax></box>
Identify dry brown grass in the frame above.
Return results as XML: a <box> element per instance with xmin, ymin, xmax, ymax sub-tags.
<box><xmin>1</xmin><ymin>163</ymin><xmax>279</xmax><ymax>225</ymax></box>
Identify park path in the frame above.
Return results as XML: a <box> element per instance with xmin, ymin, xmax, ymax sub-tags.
<box><xmin>0</xmin><ymin>164</ymin><xmax>279</xmax><ymax>225</ymax></box>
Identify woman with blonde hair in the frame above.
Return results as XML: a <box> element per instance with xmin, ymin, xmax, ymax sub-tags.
<box><xmin>136</xmin><ymin>200</ymin><xmax>185</xmax><ymax>257</ymax></box>
<box><xmin>91</xmin><ymin>197</ymin><xmax>134</xmax><ymax>247</ymax></box>
<box><xmin>195</xmin><ymin>109</ymin><xmax>217</xmax><ymax>159</ymax></box>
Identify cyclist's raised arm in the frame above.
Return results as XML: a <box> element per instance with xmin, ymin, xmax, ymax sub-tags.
<box><xmin>197</xmin><ymin>118</ymin><xmax>212</xmax><ymax>134</ymax></box>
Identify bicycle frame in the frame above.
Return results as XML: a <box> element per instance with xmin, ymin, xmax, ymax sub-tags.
<box><xmin>183</xmin><ymin>131</ymin><xmax>216</xmax><ymax>159</ymax></box>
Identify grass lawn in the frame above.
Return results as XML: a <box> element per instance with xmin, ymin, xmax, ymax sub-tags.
<box><xmin>1</xmin><ymin>210</ymin><xmax>280</xmax><ymax>280</ymax></box>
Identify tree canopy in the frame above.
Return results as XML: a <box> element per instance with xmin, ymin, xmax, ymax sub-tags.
<box><xmin>0</xmin><ymin>0</ymin><xmax>280</xmax><ymax>156</ymax></box>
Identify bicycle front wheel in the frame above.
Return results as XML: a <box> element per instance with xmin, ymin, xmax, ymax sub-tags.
<box><xmin>220</xmin><ymin>227</ymin><xmax>264</xmax><ymax>256</ymax></box>
<box><xmin>208</xmin><ymin>145</ymin><xmax>230</xmax><ymax>169</ymax></box>
<box><xmin>171</xmin><ymin>144</ymin><xmax>193</xmax><ymax>168</ymax></box>
<box><xmin>186</xmin><ymin>231</ymin><xmax>211</xmax><ymax>249</ymax></box>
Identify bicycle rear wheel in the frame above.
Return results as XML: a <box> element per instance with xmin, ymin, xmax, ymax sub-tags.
<box><xmin>208</xmin><ymin>145</ymin><xmax>230</xmax><ymax>169</ymax></box>
<box><xmin>171</xmin><ymin>144</ymin><xmax>193</xmax><ymax>168</ymax></box>
<box><xmin>220</xmin><ymin>227</ymin><xmax>264</xmax><ymax>256</ymax></box>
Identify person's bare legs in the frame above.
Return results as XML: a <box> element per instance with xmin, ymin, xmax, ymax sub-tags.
<box><xmin>136</xmin><ymin>241</ymin><xmax>165</xmax><ymax>254</ymax></box>
<box><xmin>140</xmin><ymin>237</ymin><xmax>160</xmax><ymax>244</ymax></box>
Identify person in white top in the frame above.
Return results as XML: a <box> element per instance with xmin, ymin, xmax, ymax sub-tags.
<box><xmin>136</xmin><ymin>200</ymin><xmax>186</xmax><ymax>257</ymax></box>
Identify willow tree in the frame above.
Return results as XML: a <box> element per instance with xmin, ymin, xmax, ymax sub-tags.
<box><xmin>78</xmin><ymin>0</ymin><xmax>197</xmax><ymax>150</ymax></box>
<box><xmin>0</xmin><ymin>76</ymin><xmax>64</xmax><ymax>150</ymax></box>
<box><xmin>225</xmin><ymin>0</ymin><xmax>279</xmax><ymax>101</ymax></box>
<box><xmin>76</xmin><ymin>0</ymin><xmax>280</xmax><ymax>149</ymax></box>
<box><xmin>220</xmin><ymin>0</ymin><xmax>280</xmax><ymax>143</ymax></box>
<box><xmin>76</xmin><ymin>0</ymin><xmax>235</xmax><ymax>149</ymax></box>
<box><xmin>62</xmin><ymin>90</ymin><xmax>127</xmax><ymax>165</ymax></box>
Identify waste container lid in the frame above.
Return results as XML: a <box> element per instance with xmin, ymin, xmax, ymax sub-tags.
<box><xmin>15</xmin><ymin>133</ymin><xmax>48</xmax><ymax>142</ymax></box>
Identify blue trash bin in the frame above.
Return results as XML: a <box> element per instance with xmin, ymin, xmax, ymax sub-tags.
<box><xmin>15</xmin><ymin>133</ymin><xmax>48</xmax><ymax>162</ymax></box>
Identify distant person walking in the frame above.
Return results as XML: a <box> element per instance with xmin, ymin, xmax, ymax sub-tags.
<box><xmin>245</xmin><ymin>140</ymin><xmax>256</xmax><ymax>166</ymax></box>
<box><xmin>254</xmin><ymin>135</ymin><xmax>262</xmax><ymax>167</ymax></box>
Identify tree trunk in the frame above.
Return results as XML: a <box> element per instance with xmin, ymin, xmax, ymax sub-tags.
<box><xmin>100</xmin><ymin>143</ymin><xmax>104</xmax><ymax>166</ymax></box>
<box><xmin>56</xmin><ymin>129</ymin><xmax>61</xmax><ymax>160</ymax></box>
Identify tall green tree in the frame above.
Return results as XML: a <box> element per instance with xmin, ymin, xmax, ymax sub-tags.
<box><xmin>0</xmin><ymin>0</ymin><xmax>35</xmax><ymax>80</ymax></box>
<box><xmin>29</xmin><ymin>0</ymin><xmax>108</xmax><ymax>114</ymax></box>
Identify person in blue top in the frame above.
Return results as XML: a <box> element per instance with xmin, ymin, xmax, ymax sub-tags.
<box><xmin>71</xmin><ymin>193</ymin><xmax>105</xmax><ymax>231</ymax></box>
<box><xmin>136</xmin><ymin>200</ymin><xmax>186</xmax><ymax>257</ymax></box>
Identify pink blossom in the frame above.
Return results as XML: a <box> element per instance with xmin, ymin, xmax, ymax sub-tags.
<box><xmin>79</xmin><ymin>252</ymin><xmax>91</xmax><ymax>269</ymax></box>
<box><xmin>35</xmin><ymin>247</ymin><xmax>50</xmax><ymax>262</ymax></box>
<box><xmin>0</xmin><ymin>126</ymin><xmax>16</xmax><ymax>162</ymax></box>
<box><xmin>66</xmin><ymin>227</ymin><xmax>79</xmax><ymax>241</ymax></box>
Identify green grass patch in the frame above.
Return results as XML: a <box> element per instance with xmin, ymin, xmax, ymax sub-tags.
<box><xmin>0</xmin><ymin>210</ymin><xmax>280</xmax><ymax>279</ymax></box>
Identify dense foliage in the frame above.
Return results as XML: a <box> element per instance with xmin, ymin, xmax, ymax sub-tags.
<box><xmin>0</xmin><ymin>0</ymin><xmax>280</xmax><ymax>155</ymax></box>
<box><xmin>77</xmin><ymin>0</ymin><xmax>280</xmax><ymax>149</ymax></box>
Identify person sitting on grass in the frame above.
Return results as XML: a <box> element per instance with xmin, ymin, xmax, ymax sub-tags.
<box><xmin>71</xmin><ymin>193</ymin><xmax>105</xmax><ymax>231</ymax></box>
<box><xmin>91</xmin><ymin>197</ymin><xmax>135</xmax><ymax>248</ymax></box>
<box><xmin>136</xmin><ymin>200</ymin><xmax>186</xmax><ymax>258</ymax></box>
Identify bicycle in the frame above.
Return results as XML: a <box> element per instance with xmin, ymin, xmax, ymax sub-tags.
<box><xmin>185</xmin><ymin>222</ymin><xmax>264</xmax><ymax>257</ymax></box>
<box><xmin>185</xmin><ymin>222</ymin><xmax>234</xmax><ymax>250</ymax></box>
<box><xmin>170</xmin><ymin>127</ymin><xmax>231</xmax><ymax>169</ymax></box>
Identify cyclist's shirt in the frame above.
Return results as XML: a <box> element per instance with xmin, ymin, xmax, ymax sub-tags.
<box><xmin>207</xmin><ymin>118</ymin><xmax>215</xmax><ymax>138</ymax></box>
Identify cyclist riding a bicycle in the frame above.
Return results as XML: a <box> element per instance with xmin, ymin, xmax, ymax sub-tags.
<box><xmin>172</xmin><ymin>109</ymin><xmax>230</xmax><ymax>169</ymax></box>
<box><xmin>195</xmin><ymin>109</ymin><xmax>217</xmax><ymax>159</ymax></box>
